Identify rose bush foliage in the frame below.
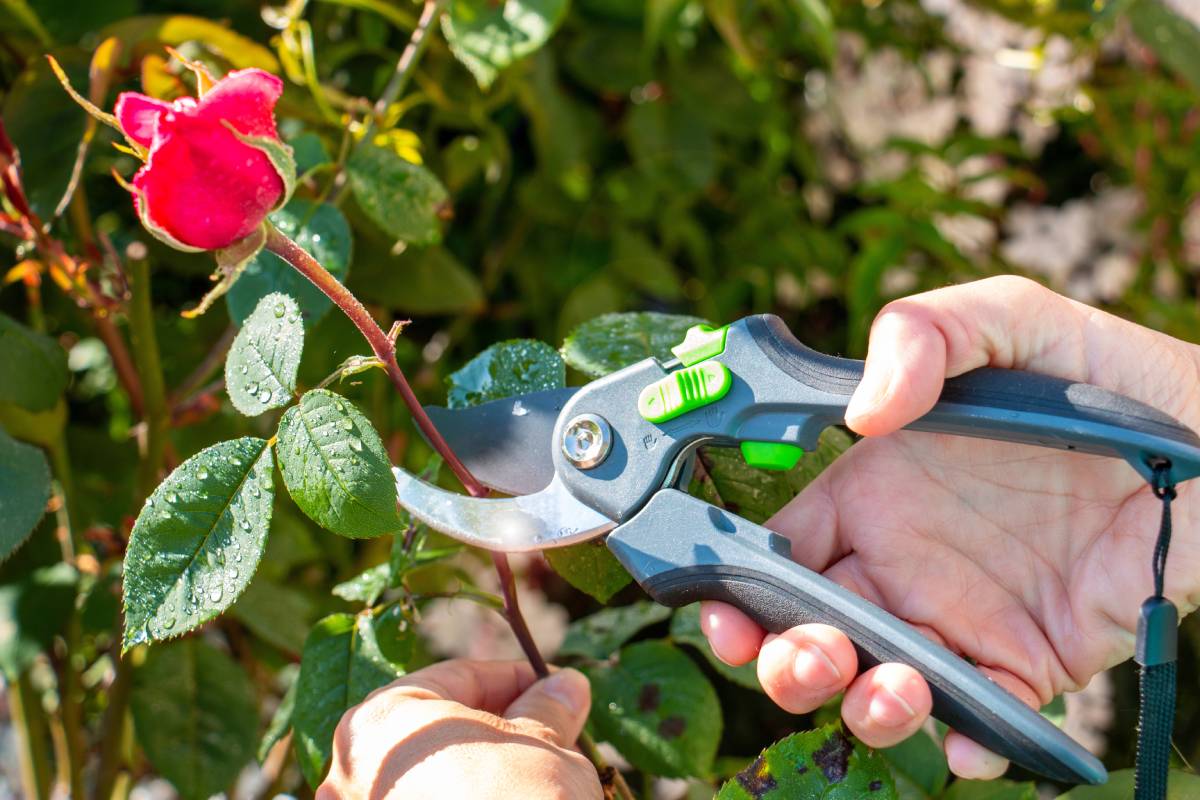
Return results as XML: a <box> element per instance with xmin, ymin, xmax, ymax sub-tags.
<box><xmin>0</xmin><ymin>1</ymin><xmax>1199</xmax><ymax>799</ymax></box>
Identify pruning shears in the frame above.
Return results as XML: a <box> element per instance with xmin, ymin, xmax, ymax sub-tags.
<box><xmin>393</xmin><ymin>314</ymin><xmax>1200</xmax><ymax>786</ymax></box>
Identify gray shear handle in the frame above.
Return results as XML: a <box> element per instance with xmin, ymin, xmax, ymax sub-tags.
<box><xmin>607</xmin><ymin>489</ymin><xmax>1108</xmax><ymax>786</ymax></box>
<box><xmin>744</xmin><ymin>315</ymin><xmax>1200</xmax><ymax>482</ymax></box>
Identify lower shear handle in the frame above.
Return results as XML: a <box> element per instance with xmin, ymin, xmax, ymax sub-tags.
<box><xmin>606</xmin><ymin>489</ymin><xmax>1107</xmax><ymax>786</ymax></box>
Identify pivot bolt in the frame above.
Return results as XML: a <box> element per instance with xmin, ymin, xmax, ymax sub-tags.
<box><xmin>561</xmin><ymin>413</ymin><xmax>612</xmax><ymax>469</ymax></box>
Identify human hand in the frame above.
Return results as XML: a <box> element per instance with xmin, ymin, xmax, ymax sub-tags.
<box><xmin>317</xmin><ymin>659</ymin><xmax>602</xmax><ymax>800</ymax></box>
<box><xmin>701</xmin><ymin>276</ymin><xmax>1200</xmax><ymax>779</ymax></box>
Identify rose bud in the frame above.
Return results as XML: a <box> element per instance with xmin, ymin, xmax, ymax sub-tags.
<box><xmin>113</xmin><ymin>68</ymin><xmax>294</xmax><ymax>252</ymax></box>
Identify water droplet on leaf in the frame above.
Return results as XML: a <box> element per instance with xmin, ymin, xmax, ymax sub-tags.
<box><xmin>274</xmin><ymin>303</ymin><xmax>286</xmax><ymax>318</ymax></box>
<box><xmin>196</xmin><ymin>466</ymin><xmax>209</xmax><ymax>480</ymax></box>
<box><xmin>165</xmin><ymin>492</ymin><xmax>178</xmax><ymax>504</ymax></box>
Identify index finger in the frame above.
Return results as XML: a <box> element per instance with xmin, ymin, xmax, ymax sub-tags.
<box><xmin>390</xmin><ymin>659</ymin><xmax>540</xmax><ymax>714</ymax></box>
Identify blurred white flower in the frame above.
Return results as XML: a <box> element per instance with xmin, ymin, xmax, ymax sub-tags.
<box><xmin>1000</xmin><ymin>187</ymin><xmax>1142</xmax><ymax>302</ymax></box>
<box><xmin>1164</xmin><ymin>0</ymin><xmax>1200</xmax><ymax>27</ymax></box>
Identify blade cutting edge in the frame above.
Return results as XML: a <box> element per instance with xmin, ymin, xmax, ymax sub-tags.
<box><xmin>393</xmin><ymin>466</ymin><xmax>614</xmax><ymax>552</ymax></box>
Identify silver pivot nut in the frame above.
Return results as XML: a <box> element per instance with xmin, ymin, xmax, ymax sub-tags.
<box><xmin>561</xmin><ymin>413</ymin><xmax>612</xmax><ymax>469</ymax></box>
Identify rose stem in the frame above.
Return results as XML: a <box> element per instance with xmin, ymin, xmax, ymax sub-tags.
<box><xmin>263</xmin><ymin>225</ymin><xmax>551</xmax><ymax>671</ymax></box>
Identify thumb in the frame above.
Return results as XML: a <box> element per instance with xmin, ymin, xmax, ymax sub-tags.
<box><xmin>504</xmin><ymin>668</ymin><xmax>591</xmax><ymax>746</ymax></box>
<box><xmin>843</xmin><ymin>276</ymin><xmax>1095</xmax><ymax>437</ymax></box>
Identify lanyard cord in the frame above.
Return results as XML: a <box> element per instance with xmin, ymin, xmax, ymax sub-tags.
<box><xmin>1134</xmin><ymin>462</ymin><xmax>1178</xmax><ymax>800</ymax></box>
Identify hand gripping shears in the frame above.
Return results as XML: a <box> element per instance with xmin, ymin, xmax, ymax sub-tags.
<box><xmin>393</xmin><ymin>314</ymin><xmax>1200</xmax><ymax>786</ymax></box>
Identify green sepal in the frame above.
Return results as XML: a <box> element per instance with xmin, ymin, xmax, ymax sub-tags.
<box><xmin>182</xmin><ymin>224</ymin><xmax>268</xmax><ymax>319</ymax></box>
<box><xmin>47</xmin><ymin>55</ymin><xmax>148</xmax><ymax>160</ymax></box>
<box><xmin>224</xmin><ymin>121</ymin><xmax>297</xmax><ymax>211</ymax></box>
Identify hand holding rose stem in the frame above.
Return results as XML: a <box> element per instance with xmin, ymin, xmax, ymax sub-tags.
<box><xmin>50</xmin><ymin>16</ymin><xmax>634</xmax><ymax>795</ymax></box>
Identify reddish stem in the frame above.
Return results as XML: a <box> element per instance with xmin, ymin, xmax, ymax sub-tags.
<box><xmin>264</xmin><ymin>225</ymin><xmax>550</xmax><ymax>673</ymax></box>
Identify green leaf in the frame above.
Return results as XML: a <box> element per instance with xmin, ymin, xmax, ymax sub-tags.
<box><xmin>626</xmin><ymin>99</ymin><xmax>716</xmax><ymax>194</ymax></box>
<box><xmin>130</xmin><ymin>637</ymin><xmax>259</xmax><ymax>800</ymax></box>
<box><xmin>276</xmin><ymin>389</ymin><xmax>402</xmax><ymax>538</ymax></box>
<box><xmin>259</xmin><ymin>671</ymin><xmax>298</xmax><ymax>763</ymax></box>
<box><xmin>788</xmin><ymin>0</ymin><xmax>834</xmax><ymax>64</ymax></box>
<box><xmin>332</xmin><ymin>562</ymin><xmax>390</xmax><ymax>605</ymax></box>
<box><xmin>610</xmin><ymin>229</ymin><xmax>682</xmax><ymax>300</ymax></box>
<box><xmin>559</xmin><ymin>601</ymin><xmax>672</xmax><ymax>660</ymax></box>
<box><xmin>942</xmin><ymin>780</ymin><xmax>1037</xmax><ymax>800</ymax></box>
<box><xmin>351</xmin><ymin>245</ymin><xmax>484</xmax><ymax>315</ymax></box>
<box><xmin>544</xmin><ymin>539</ymin><xmax>633</xmax><ymax>603</ymax></box>
<box><xmin>669</xmin><ymin>603</ymin><xmax>761</xmax><ymax>691</ymax></box>
<box><xmin>122</xmin><ymin>438</ymin><xmax>275</xmax><ymax>650</ymax></box>
<box><xmin>585</xmin><ymin>641</ymin><xmax>721</xmax><ymax>778</ymax></box>
<box><xmin>693</xmin><ymin>428</ymin><xmax>853</xmax><ymax>524</ymax></box>
<box><xmin>446</xmin><ymin>339</ymin><xmax>565</xmax><ymax>409</ymax></box>
<box><xmin>100</xmin><ymin>15</ymin><xmax>281</xmax><ymax>71</ymax></box>
<box><xmin>880</xmin><ymin>730</ymin><xmax>948</xmax><ymax>798</ymax></box>
<box><xmin>293</xmin><ymin>612</ymin><xmax>405</xmax><ymax>786</ymax></box>
<box><xmin>561</xmin><ymin>311</ymin><xmax>709</xmax><ymax>378</ymax></box>
<box><xmin>348</xmin><ymin>144</ymin><xmax>450</xmax><ymax>246</ymax></box>
<box><xmin>717</xmin><ymin>724</ymin><xmax>896</xmax><ymax>799</ymax></box>
<box><xmin>231</xmin><ymin>576</ymin><xmax>316</xmax><ymax>655</ymax></box>
<box><xmin>0</xmin><ymin>312</ymin><xmax>69</xmax><ymax>412</ymax></box>
<box><xmin>2</xmin><ymin>53</ymin><xmax>87</xmax><ymax>219</ymax></box>
<box><xmin>0</xmin><ymin>561</ymin><xmax>76</xmax><ymax>678</ymax></box>
<box><xmin>442</xmin><ymin>0</ymin><xmax>570</xmax><ymax>89</ymax></box>
<box><xmin>1040</xmin><ymin>694</ymin><xmax>1066</xmax><ymax>727</ymax></box>
<box><xmin>225</xmin><ymin>293</ymin><xmax>304</xmax><ymax>417</ymax></box>
<box><xmin>290</xmin><ymin>132</ymin><xmax>332</xmax><ymax>177</ymax></box>
<box><xmin>0</xmin><ymin>427</ymin><xmax>51</xmax><ymax>561</ymax></box>
<box><xmin>1055</xmin><ymin>768</ymin><xmax>1200</xmax><ymax>799</ymax></box>
<box><xmin>1129</xmin><ymin>0</ymin><xmax>1200</xmax><ymax>92</ymax></box>
<box><xmin>227</xmin><ymin>200</ymin><xmax>353</xmax><ymax>329</ymax></box>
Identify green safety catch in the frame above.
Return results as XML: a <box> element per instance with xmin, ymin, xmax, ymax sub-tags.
<box><xmin>740</xmin><ymin>441</ymin><xmax>805</xmax><ymax>470</ymax></box>
<box><xmin>671</xmin><ymin>324</ymin><xmax>728</xmax><ymax>366</ymax></box>
<box><xmin>638</xmin><ymin>362</ymin><xmax>731</xmax><ymax>424</ymax></box>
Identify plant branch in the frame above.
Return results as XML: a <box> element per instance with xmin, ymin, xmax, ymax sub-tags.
<box><xmin>372</xmin><ymin>0</ymin><xmax>448</xmax><ymax>124</ymax></box>
<box><xmin>126</xmin><ymin>243</ymin><xmax>169</xmax><ymax>497</ymax></box>
<box><xmin>10</xmin><ymin>671</ymin><xmax>52</xmax><ymax>800</ymax></box>
<box><xmin>491</xmin><ymin>552</ymin><xmax>549</xmax><ymax>676</ymax></box>
<box><xmin>264</xmin><ymin>224</ymin><xmax>486</xmax><ymax>496</ymax></box>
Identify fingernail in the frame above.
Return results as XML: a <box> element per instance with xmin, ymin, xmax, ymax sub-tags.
<box><xmin>868</xmin><ymin>685</ymin><xmax>916</xmax><ymax>727</ymax></box>
<box><xmin>542</xmin><ymin>669</ymin><xmax>590</xmax><ymax>715</ymax></box>
<box><xmin>845</xmin><ymin>357</ymin><xmax>893</xmax><ymax>425</ymax></box>
<box><xmin>793</xmin><ymin>643</ymin><xmax>842</xmax><ymax>689</ymax></box>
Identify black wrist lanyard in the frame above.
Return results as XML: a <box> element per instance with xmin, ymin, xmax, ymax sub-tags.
<box><xmin>1134</xmin><ymin>462</ymin><xmax>1179</xmax><ymax>800</ymax></box>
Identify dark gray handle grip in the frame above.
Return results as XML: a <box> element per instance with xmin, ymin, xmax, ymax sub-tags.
<box><xmin>744</xmin><ymin>315</ymin><xmax>1200</xmax><ymax>483</ymax></box>
<box><xmin>608</xmin><ymin>489</ymin><xmax>1108</xmax><ymax>787</ymax></box>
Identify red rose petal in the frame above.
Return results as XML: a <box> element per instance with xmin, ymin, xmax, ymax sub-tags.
<box><xmin>195</xmin><ymin>68</ymin><xmax>284</xmax><ymax>138</ymax></box>
<box><xmin>114</xmin><ymin>92</ymin><xmax>172</xmax><ymax>148</ymax></box>
<box><xmin>133</xmin><ymin>114</ymin><xmax>283</xmax><ymax>250</ymax></box>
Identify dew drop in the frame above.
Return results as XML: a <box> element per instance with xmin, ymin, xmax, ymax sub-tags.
<box><xmin>165</xmin><ymin>492</ymin><xmax>178</xmax><ymax>504</ymax></box>
<box><xmin>274</xmin><ymin>302</ymin><xmax>286</xmax><ymax>318</ymax></box>
<box><xmin>209</xmin><ymin>586</ymin><xmax>223</xmax><ymax>602</ymax></box>
<box><xmin>145</xmin><ymin>497</ymin><xmax>155</xmax><ymax>508</ymax></box>
<box><xmin>228</xmin><ymin>567</ymin><xmax>239</xmax><ymax>579</ymax></box>
<box><xmin>294</xmin><ymin>446</ymin><xmax>301</xmax><ymax>455</ymax></box>
<box><xmin>246</xmin><ymin>382</ymin><xmax>259</xmax><ymax>395</ymax></box>
<box><xmin>259</xmin><ymin>389</ymin><xmax>271</xmax><ymax>404</ymax></box>
<box><xmin>251</xmin><ymin>486</ymin><xmax>261</xmax><ymax>498</ymax></box>
<box><xmin>240</xmin><ymin>519</ymin><xmax>251</xmax><ymax>531</ymax></box>
<box><xmin>341</xmin><ymin>418</ymin><xmax>354</xmax><ymax>431</ymax></box>
<box><xmin>229</xmin><ymin>455</ymin><xmax>242</xmax><ymax>466</ymax></box>
<box><xmin>335</xmin><ymin>401</ymin><xmax>346</xmax><ymax>412</ymax></box>
<box><xmin>240</xmin><ymin>365</ymin><xmax>248</xmax><ymax>375</ymax></box>
<box><xmin>349</xmin><ymin>438</ymin><xmax>363</xmax><ymax>452</ymax></box>
<box><xmin>163</xmin><ymin>617</ymin><xmax>176</xmax><ymax>630</ymax></box>
<box><xmin>350</xmin><ymin>457</ymin><xmax>360</xmax><ymax>466</ymax></box>
<box><xmin>196</xmin><ymin>466</ymin><xmax>209</xmax><ymax>480</ymax></box>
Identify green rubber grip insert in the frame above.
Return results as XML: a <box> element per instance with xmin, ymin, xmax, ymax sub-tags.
<box><xmin>740</xmin><ymin>441</ymin><xmax>804</xmax><ymax>470</ymax></box>
<box><xmin>671</xmin><ymin>324</ymin><xmax>728</xmax><ymax>366</ymax></box>
<box><xmin>638</xmin><ymin>362</ymin><xmax>732</xmax><ymax>423</ymax></box>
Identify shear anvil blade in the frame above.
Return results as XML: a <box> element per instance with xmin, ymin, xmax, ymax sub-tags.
<box><xmin>393</xmin><ymin>466</ymin><xmax>614</xmax><ymax>552</ymax></box>
<box><xmin>421</xmin><ymin>387</ymin><xmax>577</xmax><ymax>496</ymax></box>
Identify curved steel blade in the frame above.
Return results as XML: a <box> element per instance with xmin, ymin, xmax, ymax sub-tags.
<box><xmin>422</xmin><ymin>388</ymin><xmax>577</xmax><ymax>495</ymax></box>
<box><xmin>393</xmin><ymin>466</ymin><xmax>614</xmax><ymax>552</ymax></box>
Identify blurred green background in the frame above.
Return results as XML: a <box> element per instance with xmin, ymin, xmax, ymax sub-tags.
<box><xmin>1</xmin><ymin>0</ymin><xmax>1199</xmax><ymax>797</ymax></box>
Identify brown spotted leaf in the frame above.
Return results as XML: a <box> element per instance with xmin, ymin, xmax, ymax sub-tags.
<box><xmin>583</xmin><ymin>640</ymin><xmax>721</xmax><ymax>778</ymax></box>
<box><xmin>716</xmin><ymin>724</ymin><xmax>896</xmax><ymax>800</ymax></box>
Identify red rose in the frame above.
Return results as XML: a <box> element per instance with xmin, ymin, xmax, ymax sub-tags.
<box><xmin>115</xmin><ymin>69</ymin><xmax>289</xmax><ymax>251</ymax></box>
